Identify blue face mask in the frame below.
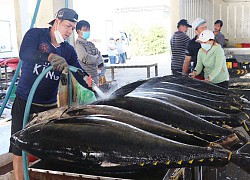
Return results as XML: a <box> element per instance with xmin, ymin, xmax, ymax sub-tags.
<box><xmin>82</xmin><ymin>31</ymin><xmax>90</xmax><ymax>40</ymax></box>
<box><xmin>201</xmin><ymin>43</ymin><xmax>212</xmax><ymax>51</ymax></box>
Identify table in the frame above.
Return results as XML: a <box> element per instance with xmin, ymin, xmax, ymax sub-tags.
<box><xmin>106</xmin><ymin>63</ymin><xmax>158</xmax><ymax>80</ymax></box>
<box><xmin>0</xmin><ymin>58</ymin><xmax>19</xmax><ymax>87</ymax></box>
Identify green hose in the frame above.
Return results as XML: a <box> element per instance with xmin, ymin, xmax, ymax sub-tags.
<box><xmin>22</xmin><ymin>65</ymin><xmax>78</xmax><ymax>180</ymax></box>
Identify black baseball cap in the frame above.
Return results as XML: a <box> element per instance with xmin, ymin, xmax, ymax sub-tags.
<box><xmin>49</xmin><ymin>8</ymin><xmax>78</xmax><ymax>25</ymax></box>
<box><xmin>177</xmin><ymin>19</ymin><xmax>192</xmax><ymax>28</ymax></box>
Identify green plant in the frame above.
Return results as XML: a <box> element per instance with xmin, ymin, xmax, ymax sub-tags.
<box><xmin>125</xmin><ymin>24</ymin><xmax>168</xmax><ymax>56</ymax></box>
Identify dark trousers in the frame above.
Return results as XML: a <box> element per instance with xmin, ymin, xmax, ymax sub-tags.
<box><xmin>215</xmin><ymin>81</ymin><xmax>229</xmax><ymax>89</ymax></box>
<box><xmin>9</xmin><ymin>96</ymin><xmax>57</xmax><ymax>156</ymax></box>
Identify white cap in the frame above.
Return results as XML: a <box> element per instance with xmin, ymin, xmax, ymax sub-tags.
<box><xmin>196</xmin><ymin>30</ymin><xmax>215</xmax><ymax>42</ymax></box>
<box><xmin>192</xmin><ymin>18</ymin><xmax>206</xmax><ymax>30</ymax></box>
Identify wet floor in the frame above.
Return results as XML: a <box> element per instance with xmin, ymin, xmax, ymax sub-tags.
<box><xmin>0</xmin><ymin>120</ymin><xmax>11</xmax><ymax>154</ymax></box>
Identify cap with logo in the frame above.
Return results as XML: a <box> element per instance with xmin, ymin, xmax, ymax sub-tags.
<box><xmin>177</xmin><ymin>19</ymin><xmax>192</xmax><ymax>28</ymax></box>
<box><xmin>196</xmin><ymin>30</ymin><xmax>215</xmax><ymax>42</ymax></box>
<box><xmin>49</xmin><ymin>8</ymin><xmax>78</xmax><ymax>25</ymax></box>
<box><xmin>192</xmin><ymin>18</ymin><xmax>206</xmax><ymax>30</ymax></box>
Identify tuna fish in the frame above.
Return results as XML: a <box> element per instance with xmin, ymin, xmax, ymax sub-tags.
<box><xmin>11</xmin><ymin>75</ymin><xmax>250</xmax><ymax>175</ymax></box>
<box><xmin>28</xmin><ymin>105</ymin><xmax>210</xmax><ymax>147</ymax></box>
<box><xmin>93</xmin><ymin>96</ymin><xmax>234</xmax><ymax>141</ymax></box>
<box><xmin>11</xmin><ymin>116</ymin><xmax>234</xmax><ymax>169</ymax></box>
<box><xmin>126</xmin><ymin>91</ymin><xmax>250</xmax><ymax>133</ymax></box>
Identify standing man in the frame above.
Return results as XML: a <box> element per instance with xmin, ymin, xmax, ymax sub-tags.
<box><xmin>116</xmin><ymin>38</ymin><xmax>126</xmax><ymax>64</ymax></box>
<box><xmin>170</xmin><ymin>19</ymin><xmax>192</xmax><ymax>75</ymax></box>
<box><xmin>214</xmin><ymin>20</ymin><xmax>225</xmax><ymax>47</ymax></box>
<box><xmin>9</xmin><ymin>8</ymin><xmax>92</xmax><ymax>179</ymax></box>
<box><xmin>75</xmin><ymin>20</ymin><xmax>104</xmax><ymax>84</ymax></box>
<box><xmin>107</xmin><ymin>37</ymin><xmax>117</xmax><ymax>64</ymax></box>
<box><xmin>182</xmin><ymin>18</ymin><xmax>207</xmax><ymax>76</ymax></box>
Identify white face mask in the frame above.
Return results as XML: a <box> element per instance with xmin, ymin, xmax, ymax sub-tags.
<box><xmin>54</xmin><ymin>22</ymin><xmax>64</xmax><ymax>44</ymax></box>
<box><xmin>201</xmin><ymin>43</ymin><xmax>212</xmax><ymax>51</ymax></box>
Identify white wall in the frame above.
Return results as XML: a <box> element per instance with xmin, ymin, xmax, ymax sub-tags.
<box><xmin>0</xmin><ymin>0</ymin><xmax>18</xmax><ymax>58</ymax></box>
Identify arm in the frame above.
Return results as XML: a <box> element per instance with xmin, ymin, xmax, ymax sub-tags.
<box><xmin>19</xmin><ymin>28</ymin><xmax>50</xmax><ymax>63</ymax></box>
<box><xmin>97</xmin><ymin>51</ymin><xmax>104</xmax><ymax>65</ymax></box>
<box><xmin>182</xmin><ymin>40</ymin><xmax>192</xmax><ymax>75</ymax></box>
<box><xmin>20</xmin><ymin>28</ymin><xmax>68</xmax><ymax>72</ymax></box>
<box><xmin>75</xmin><ymin>41</ymin><xmax>99</xmax><ymax>65</ymax></box>
<box><xmin>182</xmin><ymin>55</ymin><xmax>191</xmax><ymax>75</ymax></box>
<box><xmin>217</xmin><ymin>34</ymin><xmax>225</xmax><ymax>47</ymax></box>
<box><xmin>194</xmin><ymin>50</ymin><xmax>203</xmax><ymax>75</ymax></box>
<box><xmin>68</xmin><ymin>50</ymin><xmax>92</xmax><ymax>90</ymax></box>
<box><xmin>207</xmin><ymin>47</ymin><xmax>225</xmax><ymax>81</ymax></box>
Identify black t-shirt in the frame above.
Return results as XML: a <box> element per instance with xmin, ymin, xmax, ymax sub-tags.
<box><xmin>185</xmin><ymin>36</ymin><xmax>201</xmax><ymax>69</ymax></box>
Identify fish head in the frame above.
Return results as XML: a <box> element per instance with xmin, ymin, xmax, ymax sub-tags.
<box><xmin>11</xmin><ymin>123</ymin><xmax>44</xmax><ymax>156</ymax></box>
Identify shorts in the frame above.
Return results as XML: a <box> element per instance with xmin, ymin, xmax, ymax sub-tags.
<box><xmin>9</xmin><ymin>96</ymin><xmax>57</xmax><ymax>156</ymax></box>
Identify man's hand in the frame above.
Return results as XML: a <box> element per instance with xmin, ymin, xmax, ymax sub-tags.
<box><xmin>189</xmin><ymin>71</ymin><xmax>196</xmax><ymax>78</ymax></box>
<box><xmin>204</xmin><ymin>77</ymin><xmax>211</xmax><ymax>82</ymax></box>
<box><xmin>48</xmin><ymin>53</ymin><xmax>68</xmax><ymax>72</ymax></box>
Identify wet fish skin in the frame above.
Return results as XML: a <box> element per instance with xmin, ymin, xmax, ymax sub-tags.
<box><xmin>11</xmin><ymin>116</ymin><xmax>232</xmax><ymax>169</ymax></box>
<box><xmin>66</xmin><ymin>105</ymin><xmax>210</xmax><ymax>146</ymax></box>
<box><xmin>231</xmin><ymin>143</ymin><xmax>250</xmax><ymax>174</ymax></box>
<box><xmin>93</xmin><ymin>96</ymin><xmax>233</xmax><ymax>141</ymax></box>
<box><xmin>111</xmin><ymin>79</ymin><xmax>147</xmax><ymax>98</ymax></box>
<box><xmin>140</xmin><ymin>84</ymin><xmax>242</xmax><ymax>108</ymax></box>
<box><xmin>127</xmin><ymin>92</ymin><xmax>250</xmax><ymax>133</ymax></box>
<box><xmin>146</xmin><ymin>87</ymin><xmax>244</xmax><ymax>114</ymax></box>
<box><xmin>28</xmin><ymin>105</ymin><xmax>210</xmax><ymax>147</ymax></box>
<box><xmin>147</xmin><ymin>75</ymin><xmax>238</xmax><ymax>96</ymax></box>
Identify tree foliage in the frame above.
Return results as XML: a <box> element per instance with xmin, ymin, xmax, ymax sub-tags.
<box><xmin>125</xmin><ymin>24</ymin><xmax>168</xmax><ymax>56</ymax></box>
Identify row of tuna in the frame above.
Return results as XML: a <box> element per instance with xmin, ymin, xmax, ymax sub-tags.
<box><xmin>11</xmin><ymin>75</ymin><xmax>250</xmax><ymax>175</ymax></box>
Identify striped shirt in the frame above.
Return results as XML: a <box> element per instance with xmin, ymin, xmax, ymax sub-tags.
<box><xmin>170</xmin><ymin>31</ymin><xmax>190</xmax><ymax>70</ymax></box>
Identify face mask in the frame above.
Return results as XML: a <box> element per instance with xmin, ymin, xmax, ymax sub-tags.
<box><xmin>82</xmin><ymin>31</ymin><xmax>90</xmax><ymax>40</ymax></box>
<box><xmin>54</xmin><ymin>22</ymin><xmax>64</xmax><ymax>44</ymax></box>
<box><xmin>201</xmin><ymin>43</ymin><xmax>212</xmax><ymax>51</ymax></box>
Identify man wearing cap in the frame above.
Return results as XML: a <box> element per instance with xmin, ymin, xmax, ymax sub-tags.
<box><xmin>214</xmin><ymin>20</ymin><xmax>225</xmax><ymax>47</ymax></box>
<box><xmin>190</xmin><ymin>30</ymin><xmax>229</xmax><ymax>88</ymax></box>
<box><xmin>182</xmin><ymin>18</ymin><xmax>207</xmax><ymax>76</ymax></box>
<box><xmin>170</xmin><ymin>19</ymin><xmax>191</xmax><ymax>75</ymax></box>
<box><xmin>9</xmin><ymin>8</ymin><xmax>93</xmax><ymax>179</ymax></box>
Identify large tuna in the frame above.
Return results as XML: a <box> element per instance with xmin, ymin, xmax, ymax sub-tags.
<box><xmin>11</xmin><ymin>116</ymin><xmax>234</xmax><ymax>169</ymax></box>
<box><xmin>93</xmin><ymin>96</ymin><xmax>234</xmax><ymax>141</ymax></box>
<box><xmin>28</xmin><ymin>105</ymin><xmax>209</xmax><ymax>146</ymax></box>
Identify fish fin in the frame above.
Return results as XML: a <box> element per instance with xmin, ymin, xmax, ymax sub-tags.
<box><xmin>209</xmin><ymin>158</ymin><xmax>214</xmax><ymax>162</ymax></box>
<box><xmin>166</xmin><ymin>161</ymin><xmax>171</xmax><ymax>165</ymax></box>
<box><xmin>188</xmin><ymin>159</ymin><xmax>194</xmax><ymax>164</ymax></box>
<box><xmin>177</xmin><ymin>160</ymin><xmax>182</xmax><ymax>165</ymax></box>
<box><xmin>231</xmin><ymin>143</ymin><xmax>250</xmax><ymax>174</ymax></box>
<box><xmin>139</xmin><ymin>162</ymin><xmax>145</xmax><ymax>166</ymax></box>
<box><xmin>111</xmin><ymin>79</ymin><xmax>147</xmax><ymax>97</ymax></box>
